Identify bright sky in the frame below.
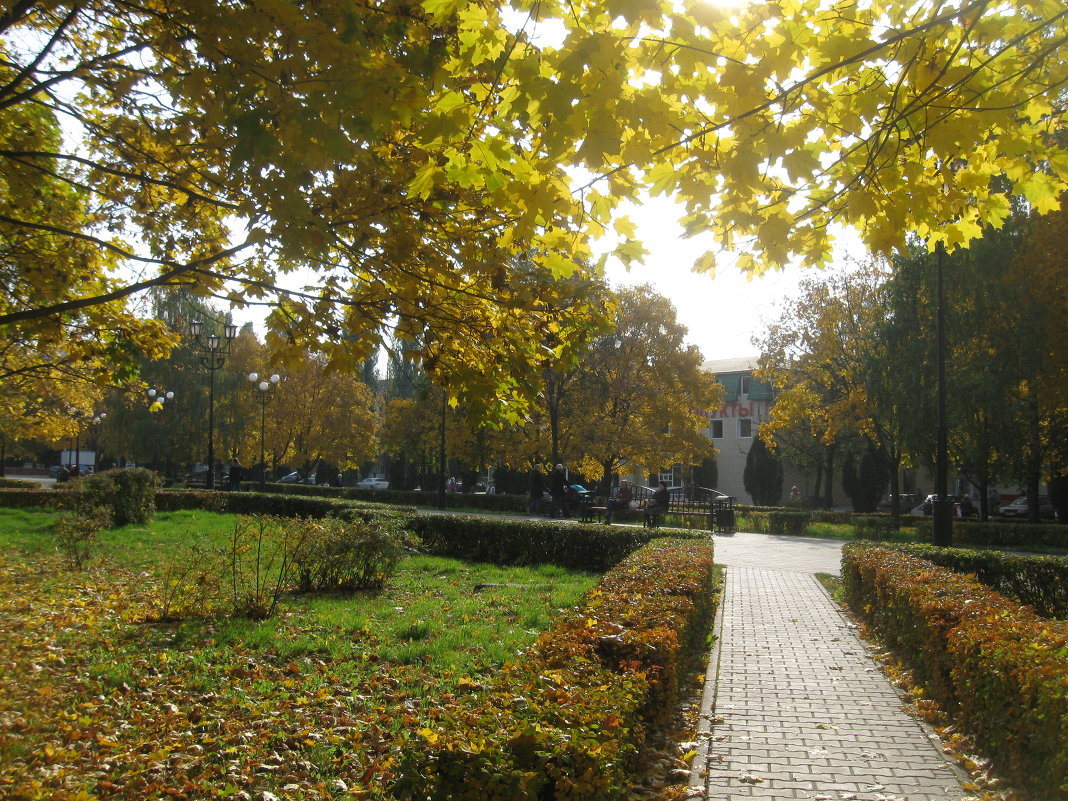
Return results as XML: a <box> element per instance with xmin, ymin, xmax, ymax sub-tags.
<box><xmin>598</xmin><ymin>195</ymin><xmax>860</xmax><ymax>362</ymax></box>
<box><xmin>228</xmin><ymin>194</ymin><xmax>860</xmax><ymax>365</ymax></box>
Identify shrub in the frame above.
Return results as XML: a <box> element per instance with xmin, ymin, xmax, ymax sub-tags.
<box><xmin>259</xmin><ymin>482</ymin><xmax>530</xmax><ymax>514</ymax></box>
<box><xmin>289</xmin><ymin>515</ymin><xmax>411</xmax><ymax>592</ymax></box>
<box><xmin>150</xmin><ymin>515</ymin><xmax>306</xmax><ymax>620</ymax></box>
<box><xmin>767</xmin><ymin>510</ymin><xmax>808</xmax><ymax>535</ymax></box>
<box><xmin>53</xmin><ymin>506</ymin><xmax>112</xmax><ymax>568</ymax></box>
<box><xmin>950</xmin><ymin>612</ymin><xmax>1068</xmax><ymax>800</ymax></box>
<box><xmin>393</xmin><ymin>538</ymin><xmax>718</xmax><ymax>801</ymax></box>
<box><xmin>842</xmin><ymin>544</ymin><xmax>1068</xmax><ymax>800</ymax></box>
<box><xmin>898</xmin><ymin>544</ymin><xmax>1068</xmax><ymax>619</ymax></box>
<box><xmin>71</xmin><ymin>467</ymin><xmax>159</xmax><ymax>525</ymax></box>
<box><xmin>0</xmin><ymin>478</ymin><xmax>40</xmax><ymax>488</ymax></box>
<box><xmin>155</xmin><ymin>488</ymin><xmax>418</xmax><ymax>522</ymax></box>
<box><xmin>739</xmin><ymin>509</ymin><xmax>770</xmax><ymax>533</ymax></box>
<box><xmin>951</xmin><ymin>519</ymin><xmax>1068</xmax><ymax>550</ymax></box>
<box><xmin>0</xmin><ymin>488</ymin><xmax>70</xmax><ymax>509</ymax></box>
<box><xmin>152</xmin><ymin>534</ymin><xmax>229</xmax><ymax>621</ymax></box>
<box><xmin>407</xmin><ymin>513</ymin><xmax>696</xmax><ymax>571</ymax></box>
<box><xmin>150</xmin><ymin>513</ymin><xmax>412</xmax><ymax>619</ymax></box>
<box><xmin>852</xmin><ymin>515</ymin><xmax>897</xmax><ymax>540</ymax></box>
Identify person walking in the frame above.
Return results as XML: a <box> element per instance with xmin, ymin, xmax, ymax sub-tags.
<box><xmin>549</xmin><ymin>463</ymin><xmax>567</xmax><ymax>517</ymax></box>
<box><xmin>528</xmin><ymin>464</ymin><xmax>546</xmax><ymax>515</ymax></box>
<box><xmin>227</xmin><ymin>458</ymin><xmax>244</xmax><ymax>491</ymax></box>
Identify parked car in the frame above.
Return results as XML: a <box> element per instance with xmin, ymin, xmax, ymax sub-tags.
<box><xmin>355</xmin><ymin>477</ymin><xmax>390</xmax><ymax>490</ymax></box>
<box><xmin>877</xmin><ymin>493</ymin><xmax>923</xmax><ymax>513</ymax></box>
<box><xmin>998</xmin><ymin>496</ymin><xmax>1055</xmax><ymax>519</ymax></box>
<box><xmin>908</xmin><ymin>494</ymin><xmax>978</xmax><ymax>517</ymax></box>
<box><xmin>279</xmin><ymin>471</ymin><xmax>314</xmax><ymax>484</ymax></box>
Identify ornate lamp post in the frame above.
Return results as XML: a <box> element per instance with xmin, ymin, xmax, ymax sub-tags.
<box><xmin>190</xmin><ymin>320</ymin><xmax>238</xmax><ymax>489</ymax></box>
<box><xmin>248</xmin><ymin>372</ymin><xmax>280</xmax><ymax>490</ymax></box>
<box><xmin>70</xmin><ymin>411</ymin><xmax>105</xmax><ymax>475</ymax></box>
<box><xmin>146</xmin><ymin>388</ymin><xmax>174</xmax><ymax>473</ymax></box>
<box><xmin>932</xmin><ymin>241</ymin><xmax>953</xmax><ymax>546</ymax></box>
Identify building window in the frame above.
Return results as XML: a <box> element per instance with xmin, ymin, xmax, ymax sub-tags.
<box><xmin>738</xmin><ymin>418</ymin><xmax>754</xmax><ymax>438</ymax></box>
<box><xmin>710</xmin><ymin>419</ymin><xmax>723</xmax><ymax>439</ymax></box>
<box><xmin>741</xmin><ymin>375</ymin><xmax>752</xmax><ymax>396</ymax></box>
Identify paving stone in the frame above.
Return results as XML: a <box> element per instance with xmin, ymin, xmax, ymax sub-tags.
<box><xmin>691</xmin><ymin>534</ymin><xmax>969</xmax><ymax>801</ymax></box>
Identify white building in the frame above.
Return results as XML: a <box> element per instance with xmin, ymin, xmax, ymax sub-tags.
<box><xmin>701</xmin><ymin>357</ymin><xmax>774</xmax><ymax>503</ymax></box>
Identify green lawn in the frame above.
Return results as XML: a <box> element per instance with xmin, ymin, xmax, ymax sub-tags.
<box><xmin>0</xmin><ymin>507</ymin><xmax>601</xmax><ymax>800</ymax></box>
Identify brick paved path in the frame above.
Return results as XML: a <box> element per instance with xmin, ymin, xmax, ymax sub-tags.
<box><xmin>692</xmin><ymin>533</ymin><xmax>969</xmax><ymax>800</ymax></box>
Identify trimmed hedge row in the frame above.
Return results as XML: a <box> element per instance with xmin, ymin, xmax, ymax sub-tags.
<box><xmin>0</xmin><ymin>478</ymin><xmax>42</xmax><ymax>489</ymax></box>
<box><xmin>408</xmin><ymin>513</ymin><xmax>704</xmax><ymax>572</ymax></box>
<box><xmin>898</xmin><ymin>544</ymin><xmax>1068</xmax><ymax>619</ymax></box>
<box><xmin>393</xmin><ymin>537</ymin><xmax>718</xmax><ymax>801</ymax></box>
<box><xmin>842</xmin><ymin>544</ymin><xmax>1068</xmax><ymax>800</ymax></box>
<box><xmin>738</xmin><ymin>509</ymin><xmax>810</xmax><ymax>535</ymax></box>
<box><xmin>255</xmin><ymin>482</ymin><xmax>529</xmax><ymax>513</ymax></box>
<box><xmin>153</xmin><ymin>488</ymin><xmax>418</xmax><ymax>522</ymax></box>
<box><xmin>0</xmin><ymin>488</ymin><xmax>69</xmax><ymax>508</ymax></box>
<box><xmin>944</xmin><ymin>518</ymin><xmax>1068</xmax><ymax>549</ymax></box>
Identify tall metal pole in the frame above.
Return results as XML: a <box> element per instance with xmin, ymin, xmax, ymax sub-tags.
<box><xmin>260</xmin><ymin>399</ymin><xmax>266</xmax><ymax>490</ymax></box>
<box><xmin>248</xmin><ymin>372</ymin><xmax>279</xmax><ymax>491</ymax></box>
<box><xmin>933</xmin><ymin>241</ymin><xmax>953</xmax><ymax>545</ymax></box>
<box><xmin>207</xmin><ymin>361</ymin><xmax>217</xmax><ymax>489</ymax></box>
<box><xmin>191</xmin><ymin>321</ymin><xmax>237</xmax><ymax>491</ymax></box>
<box><xmin>437</xmin><ymin>386</ymin><xmax>447</xmax><ymax>509</ymax></box>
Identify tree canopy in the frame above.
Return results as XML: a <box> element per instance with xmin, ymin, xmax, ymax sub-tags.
<box><xmin>1</xmin><ymin>0</ymin><xmax>1065</xmax><ymax>413</ymax></box>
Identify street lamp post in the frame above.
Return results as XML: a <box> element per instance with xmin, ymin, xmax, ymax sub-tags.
<box><xmin>147</xmin><ymin>388</ymin><xmax>174</xmax><ymax>473</ymax></box>
<box><xmin>190</xmin><ymin>321</ymin><xmax>238</xmax><ymax>489</ymax></box>
<box><xmin>932</xmin><ymin>241</ymin><xmax>953</xmax><ymax>546</ymax></box>
<box><xmin>71</xmin><ymin>412</ymin><xmax>105</xmax><ymax>475</ymax></box>
<box><xmin>89</xmin><ymin>413</ymin><xmax>106</xmax><ymax>472</ymax></box>
<box><xmin>248</xmin><ymin>372</ymin><xmax>280</xmax><ymax>490</ymax></box>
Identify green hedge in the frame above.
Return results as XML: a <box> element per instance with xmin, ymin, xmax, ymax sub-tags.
<box><xmin>737</xmin><ymin>509</ymin><xmax>811</xmax><ymax>535</ymax></box>
<box><xmin>897</xmin><ymin>544</ymin><xmax>1068</xmax><ymax>619</ymax></box>
<box><xmin>254</xmin><ymin>482</ymin><xmax>529</xmax><ymax>513</ymax></box>
<box><xmin>948</xmin><ymin>518</ymin><xmax>1068</xmax><ymax>549</ymax></box>
<box><xmin>73</xmin><ymin>467</ymin><xmax>159</xmax><ymax>525</ymax></box>
<box><xmin>0</xmin><ymin>478</ymin><xmax>42</xmax><ymax>489</ymax></box>
<box><xmin>153</xmin><ymin>488</ymin><xmax>417</xmax><ymax>521</ymax></box>
<box><xmin>393</xmin><ymin>537</ymin><xmax>718</xmax><ymax>801</ymax></box>
<box><xmin>0</xmin><ymin>488</ymin><xmax>67</xmax><ymax>508</ymax></box>
<box><xmin>842</xmin><ymin>544</ymin><xmax>1068</xmax><ymax>800</ymax></box>
<box><xmin>408</xmin><ymin>513</ymin><xmax>703</xmax><ymax>572</ymax></box>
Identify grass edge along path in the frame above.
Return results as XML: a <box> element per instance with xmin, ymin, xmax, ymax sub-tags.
<box><xmin>393</xmin><ymin>536</ymin><xmax>718</xmax><ymax>801</ymax></box>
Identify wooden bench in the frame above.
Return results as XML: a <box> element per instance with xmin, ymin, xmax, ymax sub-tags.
<box><xmin>580</xmin><ymin>487</ymin><xmax>736</xmax><ymax>533</ymax></box>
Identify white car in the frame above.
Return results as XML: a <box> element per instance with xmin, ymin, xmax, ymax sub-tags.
<box><xmin>355</xmin><ymin>477</ymin><xmax>389</xmax><ymax>490</ymax></box>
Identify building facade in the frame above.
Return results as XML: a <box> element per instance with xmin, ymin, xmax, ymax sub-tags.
<box><xmin>701</xmin><ymin>357</ymin><xmax>774</xmax><ymax>503</ymax></box>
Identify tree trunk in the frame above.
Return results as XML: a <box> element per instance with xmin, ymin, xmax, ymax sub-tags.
<box><xmin>599</xmin><ymin>458</ymin><xmax>615</xmax><ymax>496</ymax></box>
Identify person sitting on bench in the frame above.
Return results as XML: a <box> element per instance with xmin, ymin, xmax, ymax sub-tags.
<box><xmin>604</xmin><ymin>480</ymin><xmax>633</xmax><ymax>524</ymax></box>
<box><xmin>644</xmin><ymin>481</ymin><xmax>670</xmax><ymax>527</ymax></box>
